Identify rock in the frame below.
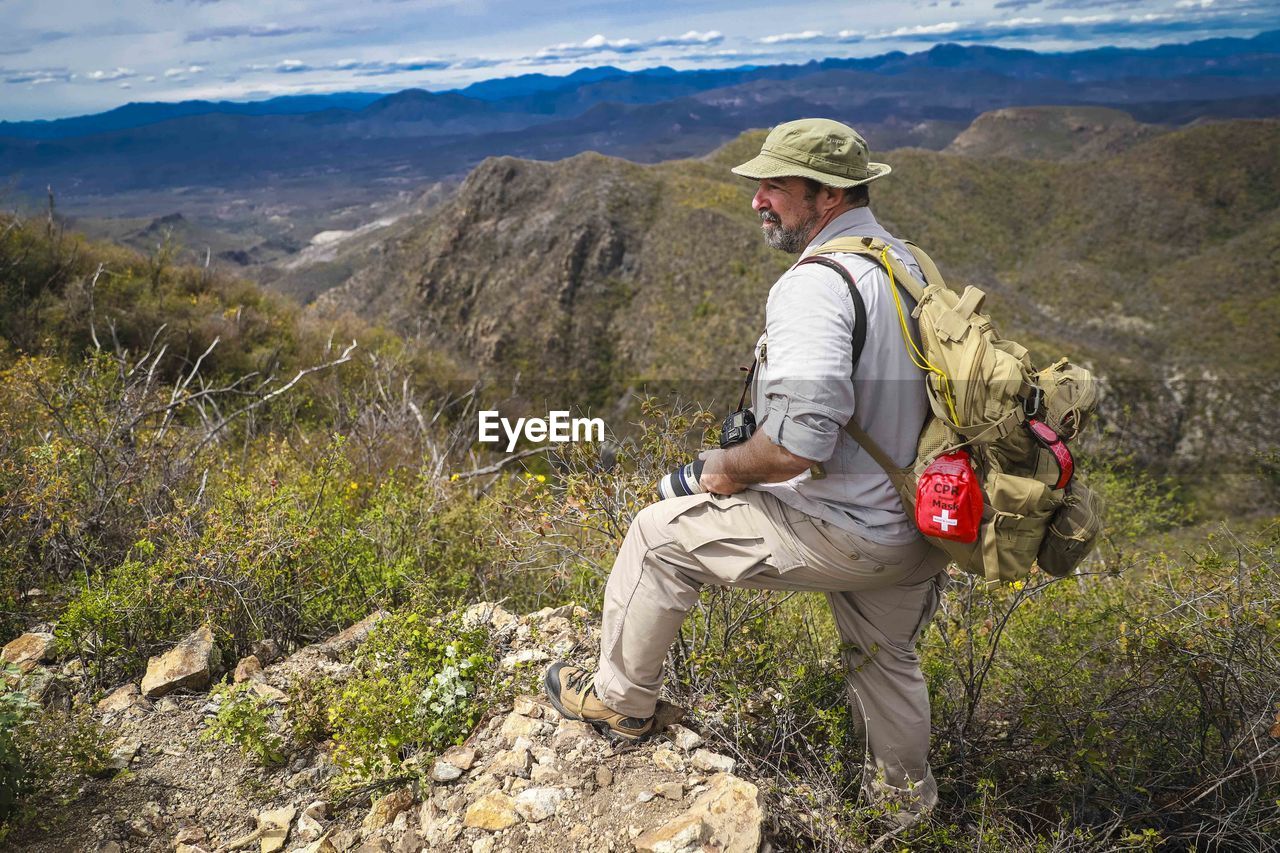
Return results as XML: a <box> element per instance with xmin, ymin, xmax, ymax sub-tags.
<box><xmin>636</xmin><ymin>790</ymin><xmax>656</xmax><ymax>804</ymax></box>
<box><xmin>98</xmin><ymin>844</ymin><xmax>123</xmax><ymax>853</ymax></box>
<box><xmin>657</xmin><ymin>781</ymin><xmax>684</xmax><ymax>801</ymax></box>
<box><xmin>471</xmin><ymin>838</ymin><xmax>495</xmax><ymax>853</ymax></box>
<box><xmin>652</xmin><ymin>747</ymin><xmax>684</xmax><ymax>773</ymax></box>
<box><xmin>297</xmin><ymin>800</ymin><xmax>327</xmax><ymax>843</ymax></box>
<box><xmin>107</xmin><ymin>738</ymin><xmax>141</xmax><ymax>771</ymax></box>
<box><xmin>354</xmin><ymin>841</ymin><xmax>391</xmax><ymax>853</ymax></box>
<box><xmin>324</xmin><ymin>610</ymin><xmax>388</xmax><ymax>654</ymax></box>
<box><xmin>97</xmin><ymin>683</ymin><xmax>149</xmax><ymax>714</ymax></box>
<box><xmin>553</xmin><ymin>720</ymin><xmax>598</xmax><ymax>752</ymax></box>
<box><xmin>500</xmin><ymin>712</ymin><xmax>552</xmax><ymax>741</ymax></box>
<box><xmin>258</xmin><ymin>804</ymin><xmax>296</xmax><ymax>853</ymax></box>
<box><xmin>430</xmin><ymin>761</ymin><xmax>463</xmax><ymax>783</ymax></box>
<box><xmin>363</xmin><ymin>787</ymin><xmax>413</xmax><ymax>831</ymax></box>
<box><xmin>463</xmin><ymin>791</ymin><xmax>520</xmax><ymax>831</ymax></box>
<box><xmin>233</xmin><ymin>655</ymin><xmax>263</xmax><ymax>682</ymax></box>
<box><xmin>689</xmin><ymin>774</ymin><xmax>763</xmax><ymax>853</ymax></box>
<box><xmin>690</xmin><ymin>749</ymin><xmax>736</xmax><ymax>774</ymax></box>
<box><xmin>1</xmin><ymin>631</ymin><xmax>56</xmax><ymax>673</ymax></box>
<box><xmin>530</xmin><ymin>763</ymin><xmax>564</xmax><ymax>785</ymax></box>
<box><xmin>512</xmin><ymin>696</ymin><xmax>542</xmax><ymax>717</ymax></box>
<box><xmin>250</xmin><ymin>681</ymin><xmax>288</xmax><ymax>702</ymax></box>
<box><xmin>514</xmin><ymin>786</ymin><xmax>563</xmax><ymax>822</ymax></box>
<box><xmin>174</xmin><ymin>827</ymin><xmax>207</xmax><ymax>845</ymax></box>
<box><xmin>500</xmin><ymin>648</ymin><xmax>550</xmax><ymax>670</ymax></box>
<box><xmin>462</xmin><ymin>603</ymin><xmax>518</xmax><ymax>635</ymax></box>
<box><xmin>595</xmin><ymin>766</ymin><xmax>613</xmax><ymax>787</ymax></box>
<box><xmin>430</xmin><ymin>745</ymin><xmax>477</xmax><ymax>782</ymax></box>
<box><xmin>632</xmin><ymin>813</ymin><xmax>707</xmax><ymax>853</ymax></box>
<box><xmin>252</xmin><ymin>638</ymin><xmax>282</xmax><ymax>664</ymax></box>
<box><xmin>667</xmin><ymin>725</ymin><xmax>703</xmax><ymax>753</ymax></box>
<box><xmin>301</xmin><ymin>834</ymin><xmax>340</xmax><ymax>853</ymax></box>
<box><xmin>140</xmin><ymin>624</ymin><xmax>218</xmax><ymax>698</ymax></box>
<box><xmin>489</xmin><ymin>744</ymin><xmax>531</xmax><ymax>779</ymax></box>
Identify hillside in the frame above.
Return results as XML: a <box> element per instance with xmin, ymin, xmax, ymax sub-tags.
<box><xmin>944</xmin><ymin>106</ymin><xmax>1167</xmax><ymax>160</ymax></box>
<box><xmin>312</xmin><ymin>117</ymin><xmax>1280</xmax><ymax>503</ymax></box>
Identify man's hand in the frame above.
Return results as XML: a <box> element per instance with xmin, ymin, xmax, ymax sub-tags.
<box><xmin>697</xmin><ymin>448</ymin><xmax>749</xmax><ymax>495</ymax></box>
<box><xmin>696</xmin><ymin>429</ymin><xmax>816</xmax><ymax>495</ymax></box>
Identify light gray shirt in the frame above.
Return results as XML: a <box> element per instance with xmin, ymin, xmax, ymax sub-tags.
<box><xmin>748</xmin><ymin>207</ymin><xmax>930</xmax><ymax>546</ymax></box>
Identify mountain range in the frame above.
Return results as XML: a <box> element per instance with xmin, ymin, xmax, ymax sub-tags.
<box><xmin>2</xmin><ymin>31</ymin><xmax>1279</xmax><ymax>221</ymax></box>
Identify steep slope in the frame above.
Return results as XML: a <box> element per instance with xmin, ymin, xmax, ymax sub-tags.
<box><xmin>314</xmin><ymin>119</ymin><xmax>1280</xmax><ymax>497</ymax></box>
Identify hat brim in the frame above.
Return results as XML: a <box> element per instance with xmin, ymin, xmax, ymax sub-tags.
<box><xmin>730</xmin><ymin>152</ymin><xmax>891</xmax><ymax>188</ymax></box>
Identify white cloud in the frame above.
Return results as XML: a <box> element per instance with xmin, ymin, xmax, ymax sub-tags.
<box><xmin>1060</xmin><ymin>14</ymin><xmax>1116</xmax><ymax>24</ymax></box>
<box><xmin>1175</xmin><ymin>0</ymin><xmax>1215</xmax><ymax>8</ymax></box>
<box><xmin>164</xmin><ymin>65</ymin><xmax>206</xmax><ymax>78</ymax></box>
<box><xmin>758</xmin><ymin>30</ymin><xmax>824</xmax><ymax>44</ymax></box>
<box><xmin>871</xmin><ymin>22</ymin><xmax>961</xmax><ymax>38</ymax></box>
<box><xmin>87</xmin><ymin>67</ymin><xmax>136</xmax><ymax>82</ymax></box>
<box><xmin>533</xmin><ymin>30</ymin><xmax>725</xmax><ymax>60</ymax></box>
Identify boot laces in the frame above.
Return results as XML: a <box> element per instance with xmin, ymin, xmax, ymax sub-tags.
<box><xmin>565</xmin><ymin>667</ymin><xmax>595</xmax><ymax>695</ymax></box>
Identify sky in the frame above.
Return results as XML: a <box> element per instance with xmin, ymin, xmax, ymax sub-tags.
<box><xmin>2</xmin><ymin>0</ymin><xmax>1277</xmax><ymax>121</ymax></box>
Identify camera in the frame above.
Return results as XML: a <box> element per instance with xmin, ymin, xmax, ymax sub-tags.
<box><xmin>657</xmin><ymin>460</ymin><xmax>705</xmax><ymax>500</ymax></box>
<box><xmin>720</xmin><ymin>409</ymin><xmax>756</xmax><ymax>448</ymax></box>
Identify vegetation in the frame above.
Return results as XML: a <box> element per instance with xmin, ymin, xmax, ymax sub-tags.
<box><xmin>1</xmin><ymin>141</ymin><xmax>1278</xmax><ymax>852</ymax></box>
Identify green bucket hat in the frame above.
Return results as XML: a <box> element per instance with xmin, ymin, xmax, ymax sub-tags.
<box><xmin>731</xmin><ymin>118</ymin><xmax>891</xmax><ymax>188</ymax></box>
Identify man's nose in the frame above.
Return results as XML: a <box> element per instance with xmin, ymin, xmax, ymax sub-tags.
<box><xmin>751</xmin><ymin>188</ymin><xmax>768</xmax><ymax>211</ymax></box>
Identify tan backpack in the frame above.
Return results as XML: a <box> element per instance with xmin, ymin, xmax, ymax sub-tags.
<box><xmin>811</xmin><ymin>236</ymin><xmax>1103</xmax><ymax>584</ymax></box>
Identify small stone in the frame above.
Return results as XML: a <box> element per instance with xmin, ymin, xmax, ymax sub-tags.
<box><xmin>463</xmin><ymin>791</ymin><xmax>520</xmax><ymax>831</ymax></box>
<box><xmin>1</xmin><ymin>631</ymin><xmax>56</xmax><ymax>674</ymax></box>
<box><xmin>500</xmin><ymin>649</ymin><xmax>549</xmax><ymax>670</ymax></box>
<box><xmin>251</xmin><ymin>638</ymin><xmax>282</xmax><ymax>664</ymax></box>
<box><xmin>304</xmin><ymin>800</ymin><xmax>328</xmax><ymax>821</ymax></box>
<box><xmin>636</xmin><ymin>790</ymin><xmax>656</xmax><ymax>804</ymax></box>
<box><xmin>107</xmin><ymin>738</ymin><xmax>141</xmax><ymax>771</ymax></box>
<box><xmin>690</xmin><ymin>749</ymin><xmax>736</xmax><ymax>774</ymax></box>
<box><xmin>363</xmin><ymin>787</ymin><xmax>413</xmax><ymax>830</ymax></box>
<box><xmin>552</xmin><ymin>719</ymin><xmax>597</xmax><ymax>751</ymax></box>
<box><xmin>489</xmin><ymin>745</ymin><xmax>532</xmax><ymax>779</ymax></box>
<box><xmin>98</xmin><ymin>683</ymin><xmax>149</xmax><ymax>715</ymax></box>
<box><xmin>652</xmin><ymin>747</ymin><xmax>684</xmax><ymax>773</ymax></box>
<box><xmin>633</xmin><ymin>813</ymin><xmax>707</xmax><ymax>853</ymax></box>
<box><xmin>531</xmin><ymin>745</ymin><xmax>556</xmax><ymax>765</ymax></box>
<box><xmin>512</xmin><ymin>696</ymin><xmax>542</xmax><ymax>717</ymax></box>
<box><xmin>514</xmin><ymin>787</ymin><xmax>563</xmax><ymax>822</ymax></box>
<box><xmin>462</xmin><ymin>603</ymin><xmax>518</xmax><ymax>635</ymax></box>
<box><xmin>430</xmin><ymin>761</ymin><xmax>463</xmax><ymax>783</ymax></box>
<box><xmin>174</xmin><ymin>827</ymin><xmax>207</xmax><ymax>845</ymax></box>
<box><xmin>233</xmin><ymin>655</ymin><xmax>263</xmax><ymax>683</ymax></box>
<box><xmin>472</xmin><ymin>838</ymin><xmax>495</xmax><ymax>853</ymax></box>
<box><xmin>98</xmin><ymin>843</ymin><xmax>123</xmax><ymax>853</ymax></box>
<box><xmin>141</xmin><ymin>624</ymin><xmax>219</xmax><ymax>698</ymax></box>
<box><xmin>657</xmin><ymin>781</ymin><xmax>684</xmax><ymax>801</ymax></box>
<box><xmin>257</xmin><ymin>805</ymin><xmax>296</xmax><ymax>853</ymax></box>
<box><xmin>595</xmin><ymin>766</ymin><xmax>613</xmax><ymax>787</ymax></box>
<box><xmin>500</xmin><ymin>712</ymin><xmax>551</xmax><ymax>741</ymax></box>
<box><xmin>530</xmin><ymin>763</ymin><xmax>563</xmax><ymax>785</ymax></box>
<box><xmin>441</xmin><ymin>745</ymin><xmax>477</xmax><ymax>770</ymax></box>
<box><xmin>667</xmin><ymin>725</ymin><xmax>703</xmax><ymax>753</ymax></box>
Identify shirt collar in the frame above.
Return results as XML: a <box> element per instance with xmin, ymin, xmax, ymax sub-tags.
<box><xmin>803</xmin><ymin>207</ymin><xmax>880</xmax><ymax>257</ymax></box>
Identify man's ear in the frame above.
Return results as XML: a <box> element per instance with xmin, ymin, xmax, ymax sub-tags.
<box><xmin>815</xmin><ymin>184</ymin><xmax>845</xmax><ymax>215</ymax></box>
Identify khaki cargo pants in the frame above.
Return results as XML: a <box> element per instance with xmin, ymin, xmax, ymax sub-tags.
<box><xmin>594</xmin><ymin>488</ymin><xmax>949</xmax><ymax>818</ymax></box>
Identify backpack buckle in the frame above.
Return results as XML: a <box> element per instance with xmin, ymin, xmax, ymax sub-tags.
<box><xmin>1023</xmin><ymin>385</ymin><xmax>1044</xmax><ymax>419</ymax></box>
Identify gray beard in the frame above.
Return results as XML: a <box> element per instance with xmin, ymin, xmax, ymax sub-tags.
<box><xmin>761</xmin><ymin>209</ymin><xmax>818</xmax><ymax>254</ymax></box>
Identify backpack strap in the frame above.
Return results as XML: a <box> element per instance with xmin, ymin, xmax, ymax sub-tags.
<box><xmin>794</xmin><ymin>255</ymin><xmax>868</xmax><ymax>371</ymax></box>
<box><xmin>810</xmin><ymin>236</ymin><xmax>928</xmax><ymax>303</ymax></box>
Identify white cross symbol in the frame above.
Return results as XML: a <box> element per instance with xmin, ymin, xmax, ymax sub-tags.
<box><xmin>932</xmin><ymin>509</ymin><xmax>958</xmax><ymax>532</ymax></box>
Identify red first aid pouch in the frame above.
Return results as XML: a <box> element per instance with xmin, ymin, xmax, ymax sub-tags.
<box><xmin>915</xmin><ymin>450</ymin><xmax>982</xmax><ymax>543</ymax></box>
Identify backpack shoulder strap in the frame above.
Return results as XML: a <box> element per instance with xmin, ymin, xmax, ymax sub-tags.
<box><xmin>794</xmin><ymin>255</ymin><xmax>868</xmax><ymax>372</ymax></box>
<box><xmin>810</xmin><ymin>236</ymin><xmax>928</xmax><ymax>303</ymax></box>
<box><xmin>903</xmin><ymin>240</ymin><xmax>949</xmax><ymax>291</ymax></box>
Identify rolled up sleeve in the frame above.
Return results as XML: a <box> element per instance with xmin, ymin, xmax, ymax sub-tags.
<box><xmin>758</xmin><ymin>264</ymin><xmax>858</xmax><ymax>463</ymax></box>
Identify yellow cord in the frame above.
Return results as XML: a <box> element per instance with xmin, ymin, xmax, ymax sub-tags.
<box><xmin>882</xmin><ymin>247</ymin><xmax>961</xmax><ymax>425</ymax></box>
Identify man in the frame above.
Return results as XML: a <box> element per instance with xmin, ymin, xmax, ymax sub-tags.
<box><xmin>545</xmin><ymin>118</ymin><xmax>949</xmax><ymax>824</ymax></box>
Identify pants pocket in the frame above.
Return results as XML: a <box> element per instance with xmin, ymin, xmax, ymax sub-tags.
<box><xmin>668</xmin><ymin>493</ymin><xmax>801</xmax><ymax>581</ymax></box>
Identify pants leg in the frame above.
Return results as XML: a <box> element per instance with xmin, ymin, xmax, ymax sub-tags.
<box><xmin>827</xmin><ymin>569</ymin><xmax>947</xmax><ymax>820</ymax></box>
<box><xmin>593</xmin><ymin>488</ymin><xmax>946</xmax><ymax>818</ymax></box>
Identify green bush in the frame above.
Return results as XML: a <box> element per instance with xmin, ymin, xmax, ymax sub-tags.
<box><xmin>323</xmin><ymin>610</ymin><xmax>495</xmax><ymax>786</ymax></box>
<box><xmin>202</xmin><ymin>681</ymin><xmax>285</xmax><ymax>767</ymax></box>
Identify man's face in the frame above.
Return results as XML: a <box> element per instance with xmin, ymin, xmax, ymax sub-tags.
<box><xmin>752</xmin><ymin>177</ymin><xmax>820</xmax><ymax>254</ymax></box>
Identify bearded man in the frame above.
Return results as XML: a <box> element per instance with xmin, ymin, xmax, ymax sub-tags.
<box><xmin>545</xmin><ymin>118</ymin><xmax>949</xmax><ymax>826</ymax></box>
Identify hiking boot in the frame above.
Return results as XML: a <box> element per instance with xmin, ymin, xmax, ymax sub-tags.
<box><xmin>543</xmin><ymin>662</ymin><xmax>655</xmax><ymax>743</ymax></box>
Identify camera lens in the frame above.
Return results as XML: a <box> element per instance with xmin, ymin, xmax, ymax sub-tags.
<box><xmin>657</xmin><ymin>460</ymin><xmax>705</xmax><ymax>500</ymax></box>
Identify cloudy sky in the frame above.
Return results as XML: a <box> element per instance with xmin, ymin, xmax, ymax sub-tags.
<box><xmin>2</xmin><ymin>0</ymin><xmax>1276</xmax><ymax>121</ymax></box>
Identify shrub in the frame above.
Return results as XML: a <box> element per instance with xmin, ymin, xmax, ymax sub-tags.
<box><xmin>202</xmin><ymin>681</ymin><xmax>285</xmax><ymax>767</ymax></box>
<box><xmin>322</xmin><ymin>610</ymin><xmax>495</xmax><ymax>786</ymax></box>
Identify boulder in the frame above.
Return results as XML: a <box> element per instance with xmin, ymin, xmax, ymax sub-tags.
<box><xmin>514</xmin><ymin>787</ymin><xmax>563</xmax><ymax>822</ymax></box>
<box><xmin>1</xmin><ymin>631</ymin><xmax>56</xmax><ymax>674</ymax></box>
<box><xmin>633</xmin><ymin>813</ymin><xmax>707</xmax><ymax>853</ymax></box>
<box><xmin>140</xmin><ymin>624</ymin><xmax>218</xmax><ymax>698</ymax></box>
<box><xmin>691</xmin><ymin>749</ymin><xmax>736</xmax><ymax>774</ymax></box>
<box><xmin>233</xmin><ymin>654</ymin><xmax>263</xmax><ymax>683</ymax></box>
<box><xmin>689</xmin><ymin>774</ymin><xmax>763</xmax><ymax>853</ymax></box>
<box><xmin>97</xmin><ymin>682</ymin><xmax>149</xmax><ymax>714</ymax></box>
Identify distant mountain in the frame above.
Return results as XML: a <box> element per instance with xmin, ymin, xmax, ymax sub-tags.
<box><xmin>311</xmin><ymin>118</ymin><xmax>1280</xmax><ymax>506</ymax></box>
<box><xmin>0</xmin><ymin>92</ymin><xmax>385</xmax><ymax>140</ymax></box>
<box><xmin>945</xmin><ymin>106</ymin><xmax>1167</xmax><ymax>160</ymax></box>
